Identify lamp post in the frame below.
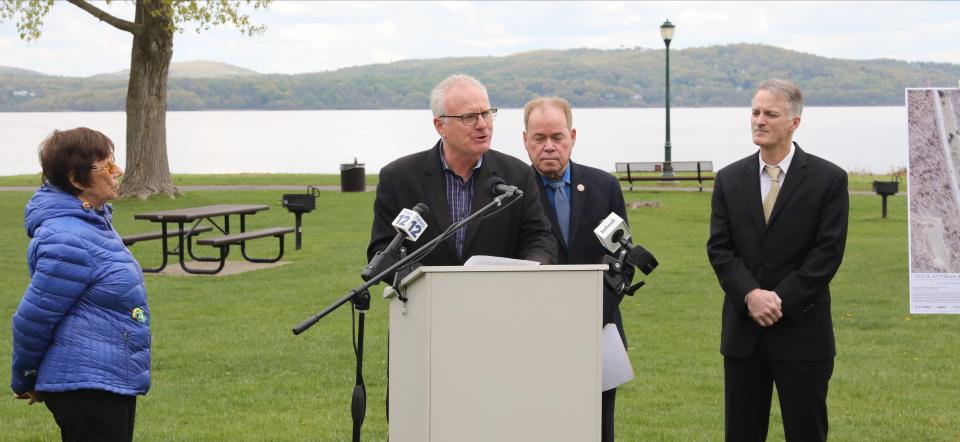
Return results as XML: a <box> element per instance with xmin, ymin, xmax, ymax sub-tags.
<box><xmin>660</xmin><ymin>19</ymin><xmax>675</xmax><ymax>177</ymax></box>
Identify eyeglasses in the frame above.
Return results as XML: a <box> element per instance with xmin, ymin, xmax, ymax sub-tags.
<box><xmin>91</xmin><ymin>159</ymin><xmax>121</xmax><ymax>175</ymax></box>
<box><xmin>440</xmin><ymin>108</ymin><xmax>498</xmax><ymax>126</ymax></box>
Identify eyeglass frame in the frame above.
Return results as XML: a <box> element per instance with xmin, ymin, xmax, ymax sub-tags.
<box><xmin>90</xmin><ymin>158</ymin><xmax>122</xmax><ymax>175</ymax></box>
<box><xmin>439</xmin><ymin>108</ymin><xmax>498</xmax><ymax>126</ymax></box>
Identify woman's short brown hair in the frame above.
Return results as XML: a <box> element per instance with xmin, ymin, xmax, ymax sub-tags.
<box><xmin>39</xmin><ymin>127</ymin><xmax>115</xmax><ymax>195</ymax></box>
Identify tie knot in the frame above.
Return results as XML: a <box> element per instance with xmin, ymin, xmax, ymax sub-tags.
<box><xmin>765</xmin><ymin>165</ymin><xmax>782</xmax><ymax>182</ymax></box>
<box><xmin>548</xmin><ymin>180</ymin><xmax>565</xmax><ymax>190</ymax></box>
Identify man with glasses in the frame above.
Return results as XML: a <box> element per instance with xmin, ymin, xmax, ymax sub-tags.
<box><xmin>368</xmin><ymin>73</ymin><xmax>557</xmax><ymax>270</ymax></box>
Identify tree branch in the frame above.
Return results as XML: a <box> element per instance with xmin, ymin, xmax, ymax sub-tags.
<box><xmin>67</xmin><ymin>0</ymin><xmax>142</xmax><ymax>35</ymax></box>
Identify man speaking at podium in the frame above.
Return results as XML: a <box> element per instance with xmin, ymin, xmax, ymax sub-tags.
<box><xmin>368</xmin><ymin>74</ymin><xmax>557</xmax><ymax>267</ymax></box>
<box><xmin>523</xmin><ymin>96</ymin><xmax>632</xmax><ymax>442</ymax></box>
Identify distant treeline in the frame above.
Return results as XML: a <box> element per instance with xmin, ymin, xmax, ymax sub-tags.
<box><xmin>2</xmin><ymin>43</ymin><xmax>959</xmax><ymax>112</ymax></box>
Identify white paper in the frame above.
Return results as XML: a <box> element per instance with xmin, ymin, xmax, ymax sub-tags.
<box><xmin>602</xmin><ymin>323</ymin><xmax>634</xmax><ymax>391</ymax></box>
<box><xmin>463</xmin><ymin>255</ymin><xmax>540</xmax><ymax>266</ymax></box>
<box><xmin>910</xmin><ymin>273</ymin><xmax>960</xmax><ymax>314</ymax></box>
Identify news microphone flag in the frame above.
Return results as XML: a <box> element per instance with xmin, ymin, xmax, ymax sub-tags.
<box><xmin>392</xmin><ymin>206</ymin><xmax>429</xmax><ymax>241</ymax></box>
<box><xmin>594</xmin><ymin>212</ymin><xmax>632</xmax><ymax>254</ymax></box>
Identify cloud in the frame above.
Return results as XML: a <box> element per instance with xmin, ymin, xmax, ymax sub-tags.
<box><xmin>2</xmin><ymin>1</ymin><xmax>959</xmax><ymax>77</ymax></box>
<box><xmin>269</xmin><ymin>1</ymin><xmax>313</xmax><ymax>16</ymax></box>
<box><xmin>437</xmin><ymin>1</ymin><xmax>478</xmax><ymax>13</ymax></box>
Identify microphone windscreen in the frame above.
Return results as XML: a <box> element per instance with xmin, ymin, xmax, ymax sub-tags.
<box><xmin>413</xmin><ymin>202</ymin><xmax>430</xmax><ymax>218</ymax></box>
<box><xmin>486</xmin><ymin>176</ymin><xmax>507</xmax><ymax>196</ymax></box>
<box><xmin>627</xmin><ymin>244</ymin><xmax>659</xmax><ymax>275</ymax></box>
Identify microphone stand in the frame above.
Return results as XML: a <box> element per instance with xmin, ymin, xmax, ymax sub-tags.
<box><xmin>291</xmin><ymin>190</ymin><xmax>521</xmax><ymax>441</ymax></box>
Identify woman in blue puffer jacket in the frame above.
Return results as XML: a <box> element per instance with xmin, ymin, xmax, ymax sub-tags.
<box><xmin>11</xmin><ymin>127</ymin><xmax>150</xmax><ymax>441</ymax></box>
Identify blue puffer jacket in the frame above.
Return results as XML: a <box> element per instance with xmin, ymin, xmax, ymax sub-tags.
<box><xmin>11</xmin><ymin>184</ymin><xmax>151</xmax><ymax>396</ymax></box>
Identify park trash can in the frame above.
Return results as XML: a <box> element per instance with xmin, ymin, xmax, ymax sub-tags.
<box><xmin>340</xmin><ymin>158</ymin><xmax>366</xmax><ymax>192</ymax></box>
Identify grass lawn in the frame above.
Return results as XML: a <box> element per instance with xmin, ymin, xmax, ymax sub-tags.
<box><xmin>0</xmin><ymin>182</ymin><xmax>955</xmax><ymax>441</ymax></box>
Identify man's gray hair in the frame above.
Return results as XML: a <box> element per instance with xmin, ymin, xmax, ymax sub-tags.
<box><xmin>430</xmin><ymin>74</ymin><xmax>488</xmax><ymax>117</ymax></box>
<box><xmin>756</xmin><ymin>79</ymin><xmax>803</xmax><ymax>117</ymax></box>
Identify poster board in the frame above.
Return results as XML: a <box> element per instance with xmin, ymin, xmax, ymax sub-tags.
<box><xmin>907</xmin><ymin>88</ymin><xmax>960</xmax><ymax>314</ymax></box>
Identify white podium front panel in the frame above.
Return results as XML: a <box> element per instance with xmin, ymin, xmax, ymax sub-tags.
<box><xmin>386</xmin><ymin>265</ymin><xmax>605</xmax><ymax>442</ymax></box>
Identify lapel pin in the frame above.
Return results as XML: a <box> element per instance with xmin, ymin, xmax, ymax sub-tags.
<box><xmin>577</xmin><ymin>184</ymin><xmax>585</xmax><ymax>192</ymax></box>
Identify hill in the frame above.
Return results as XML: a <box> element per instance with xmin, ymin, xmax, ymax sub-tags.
<box><xmin>0</xmin><ymin>66</ymin><xmax>48</xmax><ymax>78</ymax></box>
<box><xmin>88</xmin><ymin>60</ymin><xmax>261</xmax><ymax>81</ymax></box>
<box><xmin>2</xmin><ymin>44</ymin><xmax>958</xmax><ymax>111</ymax></box>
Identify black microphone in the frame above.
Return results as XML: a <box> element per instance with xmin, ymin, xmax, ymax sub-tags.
<box><xmin>594</xmin><ymin>212</ymin><xmax>658</xmax><ymax>296</ymax></box>
<box><xmin>609</xmin><ymin>226</ymin><xmax>657</xmax><ymax>275</ymax></box>
<box><xmin>486</xmin><ymin>176</ymin><xmax>524</xmax><ymax>197</ymax></box>
<box><xmin>361</xmin><ymin>203</ymin><xmax>430</xmax><ymax>282</ymax></box>
<box><xmin>624</xmin><ymin>241</ymin><xmax>658</xmax><ymax>276</ymax></box>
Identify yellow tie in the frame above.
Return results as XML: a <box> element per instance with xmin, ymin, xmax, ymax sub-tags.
<box><xmin>763</xmin><ymin>165</ymin><xmax>782</xmax><ymax>224</ymax></box>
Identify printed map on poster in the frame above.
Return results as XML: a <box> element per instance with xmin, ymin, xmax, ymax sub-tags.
<box><xmin>907</xmin><ymin>88</ymin><xmax>960</xmax><ymax>314</ymax></box>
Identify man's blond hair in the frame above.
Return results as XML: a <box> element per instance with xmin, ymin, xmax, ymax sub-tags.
<box><xmin>523</xmin><ymin>96</ymin><xmax>573</xmax><ymax>129</ymax></box>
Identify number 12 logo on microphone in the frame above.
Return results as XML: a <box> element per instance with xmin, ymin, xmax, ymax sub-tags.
<box><xmin>392</xmin><ymin>208</ymin><xmax>428</xmax><ymax>241</ymax></box>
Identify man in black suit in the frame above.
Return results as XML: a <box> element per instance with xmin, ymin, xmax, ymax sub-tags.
<box><xmin>707</xmin><ymin>79</ymin><xmax>849</xmax><ymax>441</ymax></box>
<box><xmin>368</xmin><ymin>74</ymin><xmax>556</xmax><ymax>267</ymax></box>
<box><xmin>523</xmin><ymin>96</ymin><xmax>633</xmax><ymax>442</ymax></box>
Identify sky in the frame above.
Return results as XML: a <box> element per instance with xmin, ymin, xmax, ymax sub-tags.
<box><xmin>1</xmin><ymin>1</ymin><xmax>959</xmax><ymax>77</ymax></box>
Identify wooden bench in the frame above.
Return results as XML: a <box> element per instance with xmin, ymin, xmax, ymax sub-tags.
<box><xmin>615</xmin><ymin>161</ymin><xmax>714</xmax><ymax>192</ymax></box>
<box><xmin>122</xmin><ymin>226</ymin><xmax>213</xmax><ymax>246</ymax></box>
<box><xmin>196</xmin><ymin>227</ymin><xmax>296</xmax><ymax>265</ymax></box>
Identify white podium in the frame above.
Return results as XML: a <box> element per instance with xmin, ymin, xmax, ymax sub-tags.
<box><xmin>383</xmin><ymin>265</ymin><xmax>606</xmax><ymax>442</ymax></box>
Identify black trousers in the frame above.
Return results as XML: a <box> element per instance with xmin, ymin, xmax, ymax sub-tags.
<box><xmin>724</xmin><ymin>347</ymin><xmax>834</xmax><ymax>442</ymax></box>
<box><xmin>602</xmin><ymin>388</ymin><xmax>616</xmax><ymax>442</ymax></box>
<box><xmin>43</xmin><ymin>389</ymin><xmax>137</xmax><ymax>442</ymax></box>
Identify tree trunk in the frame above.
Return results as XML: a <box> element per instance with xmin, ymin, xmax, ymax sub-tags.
<box><xmin>118</xmin><ymin>0</ymin><xmax>179</xmax><ymax>199</ymax></box>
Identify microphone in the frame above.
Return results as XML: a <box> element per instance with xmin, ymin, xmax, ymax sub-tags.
<box><xmin>486</xmin><ymin>176</ymin><xmax>524</xmax><ymax>197</ymax></box>
<box><xmin>361</xmin><ymin>203</ymin><xmax>430</xmax><ymax>282</ymax></box>
<box><xmin>594</xmin><ymin>212</ymin><xmax>632</xmax><ymax>254</ymax></box>
<box><xmin>624</xmin><ymin>241</ymin><xmax>658</xmax><ymax>276</ymax></box>
<box><xmin>594</xmin><ymin>212</ymin><xmax>658</xmax><ymax>275</ymax></box>
<box><xmin>594</xmin><ymin>212</ymin><xmax>658</xmax><ymax>296</ymax></box>
<box><xmin>391</xmin><ymin>203</ymin><xmax>429</xmax><ymax>241</ymax></box>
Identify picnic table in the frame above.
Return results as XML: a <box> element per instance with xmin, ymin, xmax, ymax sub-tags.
<box><xmin>129</xmin><ymin>204</ymin><xmax>294</xmax><ymax>275</ymax></box>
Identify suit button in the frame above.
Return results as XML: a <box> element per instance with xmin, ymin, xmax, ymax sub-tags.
<box><xmin>762</xmin><ymin>260</ymin><xmax>772</xmax><ymax>269</ymax></box>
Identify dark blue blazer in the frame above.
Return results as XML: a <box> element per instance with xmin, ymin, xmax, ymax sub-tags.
<box><xmin>535</xmin><ymin>161</ymin><xmax>633</xmax><ymax>345</ymax></box>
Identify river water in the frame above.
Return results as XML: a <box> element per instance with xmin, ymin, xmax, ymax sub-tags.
<box><xmin>0</xmin><ymin>107</ymin><xmax>906</xmax><ymax>176</ymax></box>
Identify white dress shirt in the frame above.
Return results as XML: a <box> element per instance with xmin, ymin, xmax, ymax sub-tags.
<box><xmin>758</xmin><ymin>143</ymin><xmax>796</xmax><ymax>202</ymax></box>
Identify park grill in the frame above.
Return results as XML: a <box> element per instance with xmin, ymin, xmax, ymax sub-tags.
<box><xmin>282</xmin><ymin>186</ymin><xmax>320</xmax><ymax>250</ymax></box>
<box><xmin>872</xmin><ymin>178</ymin><xmax>899</xmax><ymax>219</ymax></box>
